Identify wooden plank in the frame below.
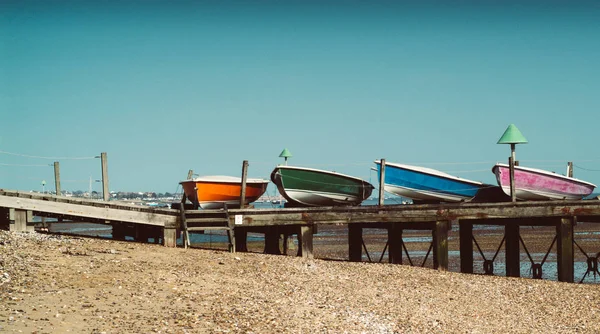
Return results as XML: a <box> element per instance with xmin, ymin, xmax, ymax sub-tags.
<box><xmin>378</xmin><ymin>158</ymin><xmax>385</xmax><ymax>206</ymax></box>
<box><xmin>433</xmin><ymin>220</ymin><xmax>449</xmax><ymax>271</ymax></box>
<box><xmin>239</xmin><ymin>160</ymin><xmax>248</xmax><ymax>208</ymax></box>
<box><xmin>459</xmin><ymin>220</ymin><xmax>473</xmax><ymax>273</ymax></box>
<box><xmin>556</xmin><ymin>217</ymin><xmax>574</xmax><ymax>283</ymax></box>
<box><xmin>348</xmin><ymin>224</ymin><xmax>362</xmax><ymax>262</ymax></box>
<box><xmin>299</xmin><ymin>225</ymin><xmax>314</xmax><ymax>259</ymax></box>
<box><xmin>185</xmin><ymin>218</ymin><xmax>229</xmax><ymax>224</ymax></box>
<box><xmin>505</xmin><ymin>221</ymin><xmax>520</xmax><ymax>277</ymax></box>
<box><xmin>187</xmin><ymin>226</ymin><xmax>230</xmax><ymax>231</ymax></box>
<box><xmin>0</xmin><ymin>195</ymin><xmax>176</xmax><ymax>226</ymax></box>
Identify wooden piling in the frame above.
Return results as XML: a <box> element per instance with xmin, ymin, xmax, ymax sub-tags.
<box><xmin>433</xmin><ymin>220</ymin><xmax>449</xmax><ymax>271</ymax></box>
<box><xmin>505</xmin><ymin>221</ymin><xmax>520</xmax><ymax>277</ymax></box>
<box><xmin>264</xmin><ymin>227</ymin><xmax>281</xmax><ymax>255</ymax></box>
<box><xmin>101</xmin><ymin>152</ymin><xmax>109</xmax><ymax>202</ymax></box>
<box><xmin>163</xmin><ymin>227</ymin><xmax>178</xmax><ymax>247</ymax></box>
<box><xmin>235</xmin><ymin>228</ymin><xmax>248</xmax><ymax>252</ymax></box>
<box><xmin>0</xmin><ymin>207</ymin><xmax>9</xmax><ymax>230</ymax></box>
<box><xmin>556</xmin><ymin>217</ymin><xmax>574</xmax><ymax>283</ymax></box>
<box><xmin>348</xmin><ymin>224</ymin><xmax>363</xmax><ymax>262</ymax></box>
<box><xmin>239</xmin><ymin>160</ymin><xmax>248</xmax><ymax>208</ymax></box>
<box><xmin>54</xmin><ymin>161</ymin><xmax>61</xmax><ymax>196</ymax></box>
<box><xmin>459</xmin><ymin>220</ymin><xmax>473</xmax><ymax>273</ymax></box>
<box><xmin>378</xmin><ymin>159</ymin><xmax>386</xmax><ymax>206</ymax></box>
<box><xmin>388</xmin><ymin>223</ymin><xmax>403</xmax><ymax>264</ymax></box>
<box><xmin>298</xmin><ymin>225</ymin><xmax>314</xmax><ymax>259</ymax></box>
<box><xmin>12</xmin><ymin>209</ymin><xmax>28</xmax><ymax>232</ymax></box>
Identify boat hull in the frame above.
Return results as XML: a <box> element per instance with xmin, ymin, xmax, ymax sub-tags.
<box><xmin>492</xmin><ymin>164</ymin><xmax>596</xmax><ymax>200</ymax></box>
<box><xmin>180</xmin><ymin>178</ymin><xmax>268</xmax><ymax>209</ymax></box>
<box><xmin>271</xmin><ymin>166</ymin><xmax>374</xmax><ymax>207</ymax></box>
<box><xmin>375</xmin><ymin>161</ymin><xmax>484</xmax><ymax>203</ymax></box>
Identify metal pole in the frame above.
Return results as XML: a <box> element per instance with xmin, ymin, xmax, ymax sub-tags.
<box><xmin>378</xmin><ymin>159</ymin><xmax>386</xmax><ymax>207</ymax></box>
<box><xmin>101</xmin><ymin>152</ymin><xmax>109</xmax><ymax>201</ymax></box>
<box><xmin>509</xmin><ymin>144</ymin><xmax>516</xmax><ymax>202</ymax></box>
<box><xmin>239</xmin><ymin>160</ymin><xmax>249</xmax><ymax>208</ymax></box>
<box><xmin>53</xmin><ymin>161</ymin><xmax>61</xmax><ymax>196</ymax></box>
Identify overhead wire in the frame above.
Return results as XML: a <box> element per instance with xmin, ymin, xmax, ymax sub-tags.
<box><xmin>0</xmin><ymin>150</ymin><xmax>98</xmax><ymax>160</ymax></box>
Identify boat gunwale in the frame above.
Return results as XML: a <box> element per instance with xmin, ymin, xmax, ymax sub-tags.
<box><xmin>180</xmin><ymin>176</ymin><xmax>269</xmax><ymax>185</ymax></box>
<box><xmin>493</xmin><ymin>163</ymin><xmax>597</xmax><ymax>188</ymax></box>
<box><xmin>272</xmin><ymin>165</ymin><xmax>374</xmax><ymax>188</ymax></box>
<box><xmin>375</xmin><ymin>160</ymin><xmax>485</xmax><ymax>186</ymax></box>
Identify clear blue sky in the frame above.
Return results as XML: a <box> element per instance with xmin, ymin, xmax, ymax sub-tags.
<box><xmin>2</xmin><ymin>1</ymin><xmax>600</xmax><ymax>193</ymax></box>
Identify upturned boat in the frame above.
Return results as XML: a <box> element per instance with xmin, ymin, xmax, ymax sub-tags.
<box><xmin>270</xmin><ymin>166</ymin><xmax>374</xmax><ymax>207</ymax></box>
<box><xmin>180</xmin><ymin>175</ymin><xmax>269</xmax><ymax>209</ymax></box>
<box><xmin>492</xmin><ymin>163</ymin><xmax>596</xmax><ymax>200</ymax></box>
<box><xmin>374</xmin><ymin>160</ymin><xmax>485</xmax><ymax>202</ymax></box>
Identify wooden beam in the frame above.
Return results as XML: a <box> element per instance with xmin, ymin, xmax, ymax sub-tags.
<box><xmin>298</xmin><ymin>225</ymin><xmax>314</xmax><ymax>259</ymax></box>
<box><xmin>239</xmin><ymin>160</ymin><xmax>248</xmax><ymax>208</ymax></box>
<box><xmin>459</xmin><ymin>220</ymin><xmax>473</xmax><ymax>274</ymax></box>
<box><xmin>11</xmin><ymin>209</ymin><xmax>28</xmax><ymax>232</ymax></box>
<box><xmin>348</xmin><ymin>224</ymin><xmax>362</xmax><ymax>262</ymax></box>
<box><xmin>101</xmin><ymin>152</ymin><xmax>109</xmax><ymax>202</ymax></box>
<box><xmin>378</xmin><ymin>158</ymin><xmax>385</xmax><ymax>206</ymax></box>
<box><xmin>556</xmin><ymin>217</ymin><xmax>574</xmax><ymax>283</ymax></box>
<box><xmin>388</xmin><ymin>223</ymin><xmax>402</xmax><ymax>264</ymax></box>
<box><xmin>163</xmin><ymin>227</ymin><xmax>178</xmax><ymax>247</ymax></box>
<box><xmin>505</xmin><ymin>221</ymin><xmax>520</xmax><ymax>277</ymax></box>
<box><xmin>0</xmin><ymin>194</ymin><xmax>177</xmax><ymax>226</ymax></box>
<box><xmin>433</xmin><ymin>220</ymin><xmax>449</xmax><ymax>271</ymax></box>
<box><xmin>54</xmin><ymin>161</ymin><xmax>61</xmax><ymax>196</ymax></box>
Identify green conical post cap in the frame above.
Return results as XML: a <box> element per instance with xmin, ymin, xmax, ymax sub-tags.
<box><xmin>279</xmin><ymin>148</ymin><xmax>293</xmax><ymax>158</ymax></box>
<box><xmin>497</xmin><ymin>124</ymin><xmax>528</xmax><ymax>144</ymax></box>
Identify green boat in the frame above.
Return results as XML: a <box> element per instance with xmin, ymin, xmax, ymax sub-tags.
<box><xmin>270</xmin><ymin>166</ymin><xmax>374</xmax><ymax>207</ymax></box>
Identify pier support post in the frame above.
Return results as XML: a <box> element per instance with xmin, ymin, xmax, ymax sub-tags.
<box><xmin>112</xmin><ymin>222</ymin><xmax>126</xmax><ymax>240</ymax></box>
<box><xmin>459</xmin><ymin>220</ymin><xmax>473</xmax><ymax>273</ymax></box>
<box><xmin>298</xmin><ymin>225</ymin><xmax>314</xmax><ymax>259</ymax></box>
<box><xmin>388</xmin><ymin>224</ymin><xmax>403</xmax><ymax>264</ymax></box>
<box><xmin>348</xmin><ymin>224</ymin><xmax>363</xmax><ymax>262</ymax></box>
<box><xmin>163</xmin><ymin>227</ymin><xmax>178</xmax><ymax>248</ymax></box>
<box><xmin>235</xmin><ymin>228</ymin><xmax>248</xmax><ymax>252</ymax></box>
<box><xmin>0</xmin><ymin>207</ymin><xmax>9</xmax><ymax>231</ymax></box>
<box><xmin>505</xmin><ymin>221</ymin><xmax>520</xmax><ymax>277</ymax></box>
<box><xmin>264</xmin><ymin>227</ymin><xmax>281</xmax><ymax>255</ymax></box>
<box><xmin>433</xmin><ymin>220</ymin><xmax>449</xmax><ymax>271</ymax></box>
<box><xmin>557</xmin><ymin>217</ymin><xmax>574</xmax><ymax>283</ymax></box>
<box><xmin>11</xmin><ymin>209</ymin><xmax>28</xmax><ymax>232</ymax></box>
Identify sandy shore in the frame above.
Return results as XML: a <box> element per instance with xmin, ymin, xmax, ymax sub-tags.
<box><xmin>1</xmin><ymin>230</ymin><xmax>600</xmax><ymax>333</ymax></box>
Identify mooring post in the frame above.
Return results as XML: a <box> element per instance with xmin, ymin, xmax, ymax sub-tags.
<box><xmin>388</xmin><ymin>223</ymin><xmax>403</xmax><ymax>264</ymax></box>
<box><xmin>53</xmin><ymin>161</ymin><xmax>61</xmax><ymax>196</ymax></box>
<box><xmin>433</xmin><ymin>220</ymin><xmax>449</xmax><ymax>271</ymax></box>
<box><xmin>264</xmin><ymin>227</ymin><xmax>281</xmax><ymax>255</ymax></box>
<box><xmin>235</xmin><ymin>228</ymin><xmax>248</xmax><ymax>252</ymax></box>
<box><xmin>100</xmin><ymin>152</ymin><xmax>110</xmax><ymax>201</ymax></box>
<box><xmin>567</xmin><ymin>162</ymin><xmax>573</xmax><ymax>178</ymax></box>
<box><xmin>459</xmin><ymin>220</ymin><xmax>473</xmax><ymax>273</ymax></box>
<box><xmin>239</xmin><ymin>160</ymin><xmax>248</xmax><ymax>208</ymax></box>
<box><xmin>556</xmin><ymin>217</ymin><xmax>574</xmax><ymax>283</ymax></box>
<box><xmin>298</xmin><ymin>225</ymin><xmax>314</xmax><ymax>259</ymax></box>
<box><xmin>505</xmin><ymin>221</ymin><xmax>521</xmax><ymax>277</ymax></box>
<box><xmin>348</xmin><ymin>224</ymin><xmax>363</xmax><ymax>262</ymax></box>
<box><xmin>378</xmin><ymin>158</ymin><xmax>386</xmax><ymax>206</ymax></box>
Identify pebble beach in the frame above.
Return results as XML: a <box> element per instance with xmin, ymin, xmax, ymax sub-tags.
<box><xmin>1</xmin><ymin>230</ymin><xmax>600</xmax><ymax>333</ymax></box>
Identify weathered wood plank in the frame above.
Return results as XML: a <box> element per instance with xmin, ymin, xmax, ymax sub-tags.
<box><xmin>11</xmin><ymin>209</ymin><xmax>28</xmax><ymax>232</ymax></box>
<box><xmin>299</xmin><ymin>225</ymin><xmax>314</xmax><ymax>259</ymax></box>
<box><xmin>187</xmin><ymin>226</ymin><xmax>230</xmax><ymax>231</ymax></box>
<box><xmin>163</xmin><ymin>227</ymin><xmax>178</xmax><ymax>247</ymax></box>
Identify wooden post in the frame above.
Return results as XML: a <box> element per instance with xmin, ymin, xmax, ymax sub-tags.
<box><xmin>239</xmin><ymin>160</ymin><xmax>248</xmax><ymax>208</ymax></box>
<box><xmin>433</xmin><ymin>220</ymin><xmax>449</xmax><ymax>271</ymax></box>
<box><xmin>348</xmin><ymin>224</ymin><xmax>363</xmax><ymax>262</ymax></box>
<box><xmin>53</xmin><ymin>161</ymin><xmax>61</xmax><ymax>196</ymax></box>
<box><xmin>459</xmin><ymin>220</ymin><xmax>473</xmax><ymax>273</ymax></box>
<box><xmin>505</xmin><ymin>221</ymin><xmax>520</xmax><ymax>277</ymax></box>
<box><xmin>556</xmin><ymin>217</ymin><xmax>574</xmax><ymax>283</ymax></box>
<box><xmin>298</xmin><ymin>225</ymin><xmax>314</xmax><ymax>259</ymax></box>
<box><xmin>388</xmin><ymin>223</ymin><xmax>403</xmax><ymax>264</ymax></box>
<box><xmin>12</xmin><ymin>209</ymin><xmax>28</xmax><ymax>232</ymax></box>
<box><xmin>264</xmin><ymin>227</ymin><xmax>281</xmax><ymax>255</ymax></box>
<box><xmin>509</xmin><ymin>150</ymin><xmax>516</xmax><ymax>202</ymax></box>
<box><xmin>567</xmin><ymin>162</ymin><xmax>573</xmax><ymax>178</ymax></box>
<box><xmin>100</xmin><ymin>152</ymin><xmax>109</xmax><ymax>202</ymax></box>
<box><xmin>235</xmin><ymin>228</ymin><xmax>248</xmax><ymax>252</ymax></box>
<box><xmin>163</xmin><ymin>227</ymin><xmax>178</xmax><ymax>247</ymax></box>
<box><xmin>0</xmin><ymin>207</ymin><xmax>9</xmax><ymax>230</ymax></box>
<box><xmin>378</xmin><ymin>159</ymin><xmax>386</xmax><ymax>206</ymax></box>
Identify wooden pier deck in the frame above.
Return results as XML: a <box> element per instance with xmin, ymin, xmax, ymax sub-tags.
<box><xmin>2</xmin><ymin>189</ymin><xmax>600</xmax><ymax>283</ymax></box>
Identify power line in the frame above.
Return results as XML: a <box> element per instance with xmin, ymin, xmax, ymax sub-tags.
<box><xmin>0</xmin><ymin>150</ymin><xmax>98</xmax><ymax>160</ymax></box>
<box><xmin>0</xmin><ymin>162</ymin><xmax>52</xmax><ymax>167</ymax></box>
<box><xmin>574</xmin><ymin>164</ymin><xmax>600</xmax><ymax>172</ymax></box>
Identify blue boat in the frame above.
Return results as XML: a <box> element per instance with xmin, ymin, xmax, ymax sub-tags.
<box><xmin>374</xmin><ymin>160</ymin><xmax>485</xmax><ymax>203</ymax></box>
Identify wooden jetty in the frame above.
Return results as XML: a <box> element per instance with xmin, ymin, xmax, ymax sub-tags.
<box><xmin>2</xmin><ymin>189</ymin><xmax>600</xmax><ymax>283</ymax></box>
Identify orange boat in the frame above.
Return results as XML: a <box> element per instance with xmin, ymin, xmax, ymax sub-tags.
<box><xmin>180</xmin><ymin>175</ymin><xmax>269</xmax><ymax>209</ymax></box>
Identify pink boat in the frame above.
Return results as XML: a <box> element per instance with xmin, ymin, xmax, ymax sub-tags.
<box><xmin>492</xmin><ymin>163</ymin><xmax>596</xmax><ymax>200</ymax></box>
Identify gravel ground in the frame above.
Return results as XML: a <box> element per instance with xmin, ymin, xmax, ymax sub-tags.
<box><xmin>1</xmin><ymin>230</ymin><xmax>600</xmax><ymax>333</ymax></box>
